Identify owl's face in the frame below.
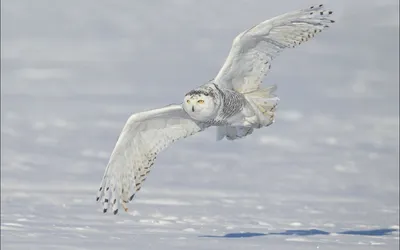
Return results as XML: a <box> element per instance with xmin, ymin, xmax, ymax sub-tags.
<box><xmin>183</xmin><ymin>92</ymin><xmax>217</xmax><ymax>121</ymax></box>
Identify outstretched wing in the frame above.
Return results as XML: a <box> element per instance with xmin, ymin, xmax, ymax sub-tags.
<box><xmin>214</xmin><ymin>4</ymin><xmax>334</xmax><ymax>93</ymax></box>
<box><xmin>96</xmin><ymin>104</ymin><xmax>209</xmax><ymax>215</ymax></box>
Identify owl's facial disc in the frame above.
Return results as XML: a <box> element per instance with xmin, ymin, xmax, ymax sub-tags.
<box><xmin>183</xmin><ymin>93</ymin><xmax>216</xmax><ymax>121</ymax></box>
<box><xmin>186</xmin><ymin>99</ymin><xmax>205</xmax><ymax>112</ymax></box>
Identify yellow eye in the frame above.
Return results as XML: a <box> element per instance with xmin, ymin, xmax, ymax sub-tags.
<box><xmin>186</xmin><ymin>100</ymin><xmax>190</xmax><ymax>104</ymax></box>
<box><xmin>197</xmin><ymin>100</ymin><xmax>204</xmax><ymax>104</ymax></box>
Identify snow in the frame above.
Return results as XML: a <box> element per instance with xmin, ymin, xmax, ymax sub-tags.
<box><xmin>1</xmin><ymin>0</ymin><xmax>399</xmax><ymax>249</ymax></box>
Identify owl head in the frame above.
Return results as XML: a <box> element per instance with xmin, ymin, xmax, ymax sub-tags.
<box><xmin>183</xmin><ymin>88</ymin><xmax>218</xmax><ymax>121</ymax></box>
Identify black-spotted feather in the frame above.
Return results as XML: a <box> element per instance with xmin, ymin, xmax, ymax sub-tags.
<box><xmin>96</xmin><ymin>105</ymin><xmax>209</xmax><ymax>214</ymax></box>
<box><xmin>214</xmin><ymin>4</ymin><xmax>335</xmax><ymax>93</ymax></box>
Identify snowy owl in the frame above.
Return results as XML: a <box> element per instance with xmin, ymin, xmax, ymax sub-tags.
<box><xmin>96</xmin><ymin>4</ymin><xmax>334</xmax><ymax>214</ymax></box>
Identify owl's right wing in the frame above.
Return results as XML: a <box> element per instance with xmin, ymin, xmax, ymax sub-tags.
<box><xmin>96</xmin><ymin>104</ymin><xmax>209</xmax><ymax>215</ymax></box>
<box><xmin>213</xmin><ymin>4</ymin><xmax>334</xmax><ymax>93</ymax></box>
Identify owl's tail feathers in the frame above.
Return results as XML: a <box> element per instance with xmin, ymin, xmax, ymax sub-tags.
<box><xmin>245</xmin><ymin>85</ymin><xmax>279</xmax><ymax>127</ymax></box>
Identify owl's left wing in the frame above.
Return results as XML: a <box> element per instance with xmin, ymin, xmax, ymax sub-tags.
<box><xmin>96</xmin><ymin>104</ymin><xmax>209</xmax><ymax>215</ymax></box>
<box><xmin>214</xmin><ymin>4</ymin><xmax>334</xmax><ymax>93</ymax></box>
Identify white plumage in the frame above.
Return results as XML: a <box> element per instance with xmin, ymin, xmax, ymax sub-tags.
<box><xmin>96</xmin><ymin>4</ymin><xmax>334</xmax><ymax>214</ymax></box>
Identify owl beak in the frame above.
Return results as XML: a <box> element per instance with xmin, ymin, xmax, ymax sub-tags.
<box><xmin>191</xmin><ymin>106</ymin><xmax>195</xmax><ymax>112</ymax></box>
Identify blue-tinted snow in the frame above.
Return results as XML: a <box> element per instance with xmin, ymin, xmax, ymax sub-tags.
<box><xmin>1</xmin><ymin>0</ymin><xmax>399</xmax><ymax>249</ymax></box>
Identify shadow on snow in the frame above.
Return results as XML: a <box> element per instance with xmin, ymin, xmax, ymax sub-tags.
<box><xmin>200</xmin><ymin>228</ymin><xmax>399</xmax><ymax>238</ymax></box>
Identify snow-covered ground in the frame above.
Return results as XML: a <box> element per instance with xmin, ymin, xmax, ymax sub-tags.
<box><xmin>1</xmin><ymin>0</ymin><xmax>399</xmax><ymax>249</ymax></box>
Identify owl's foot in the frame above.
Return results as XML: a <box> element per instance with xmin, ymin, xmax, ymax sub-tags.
<box><xmin>122</xmin><ymin>202</ymin><xmax>129</xmax><ymax>212</ymax></box>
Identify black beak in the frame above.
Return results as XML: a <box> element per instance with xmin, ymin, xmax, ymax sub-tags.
<box><xmin>192</xmin><ymin>106</ymin><xmax>195</xmax><ymax>112</ymax></box>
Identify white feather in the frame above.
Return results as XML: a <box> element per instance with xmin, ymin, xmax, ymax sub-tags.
<box><xmin>214</xmin><ymin>4</ymin><xmax>334</xmax><ymax>93</ymax></box>
<box><xmin>96</xmin><ymin>104</ymin><xmax>208</xmax><ymax>214</ymax></box>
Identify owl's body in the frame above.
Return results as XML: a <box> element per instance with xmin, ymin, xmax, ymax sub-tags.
<box><xmin>183</xmin><ymin>82</ymin><xmax>277</xmax><ymax>137</ymax></box>
<box><xmin>96</xmin><ymin>4</ymin><xmax>335</xmax><ymax>214</ymax></box>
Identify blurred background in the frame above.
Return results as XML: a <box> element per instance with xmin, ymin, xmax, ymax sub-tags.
<box><xmin>1</xmin><ymin>0</ymin><xmax>399</xmax><ymax>249</ymax></box>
